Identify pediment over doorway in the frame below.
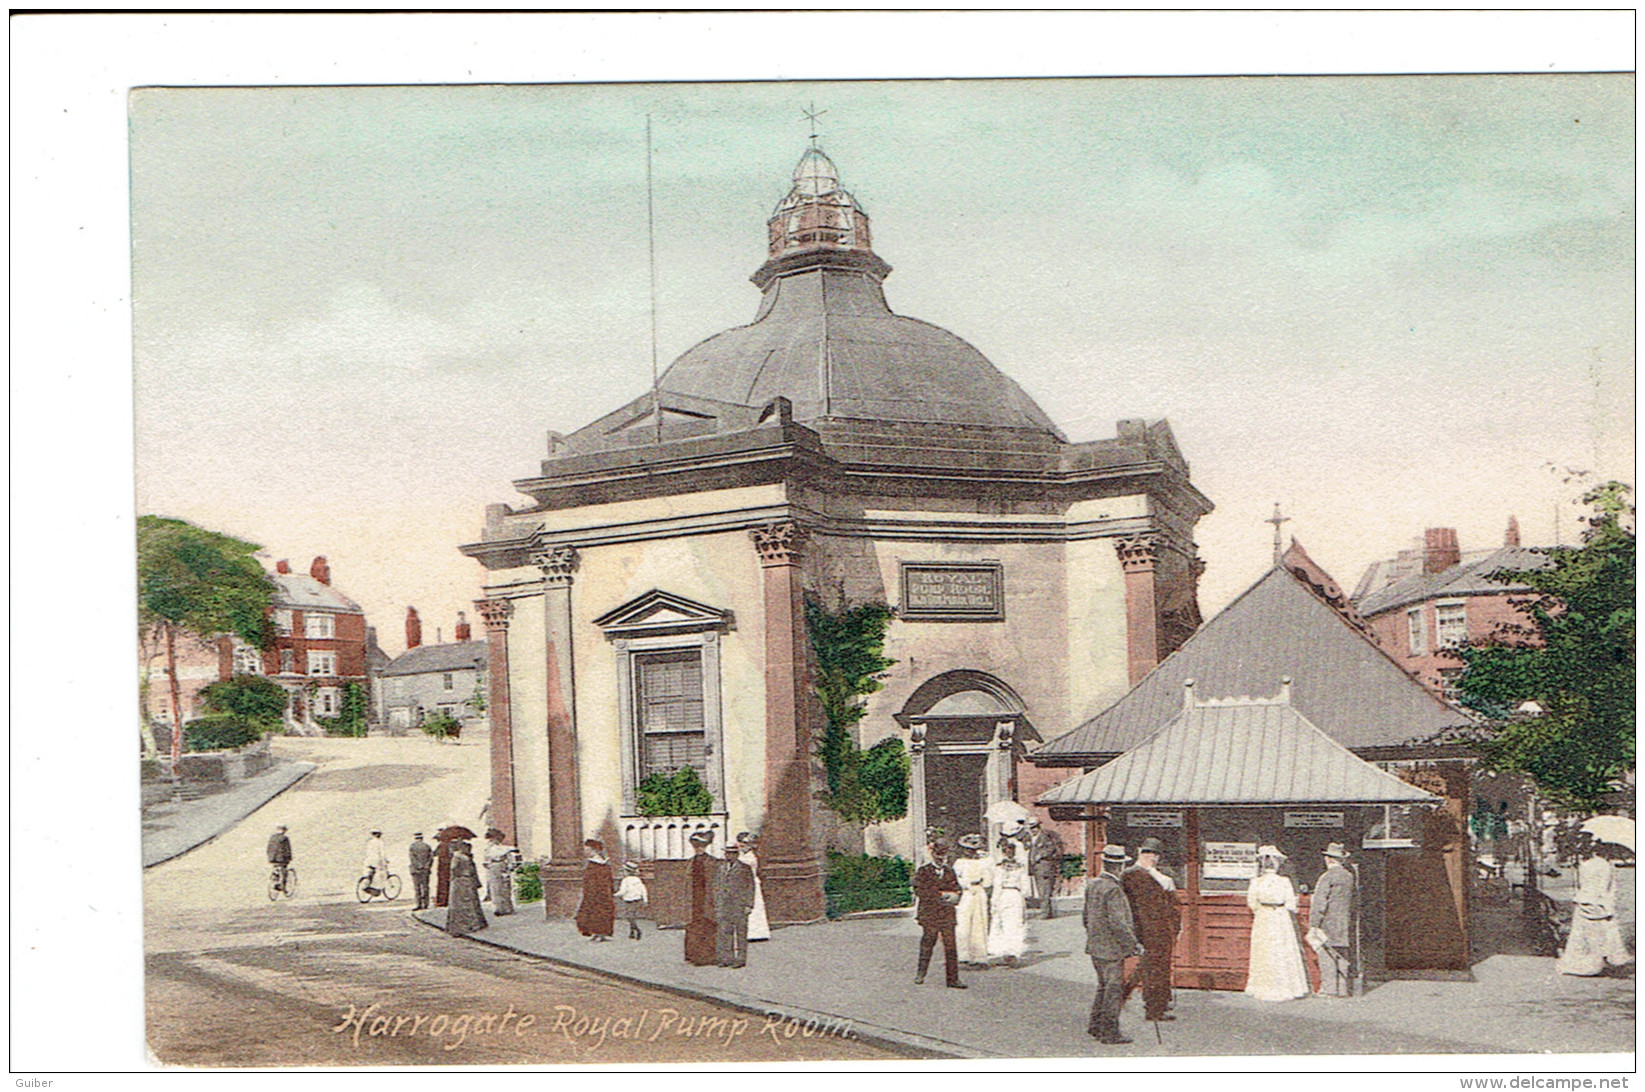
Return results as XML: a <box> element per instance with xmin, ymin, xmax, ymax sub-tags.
<box><xmin>593</xmin><ymin>589</ymin><xmax>732</xmax><ymax>639</ymax></box>
<box><xmin>896</xmin><ymin>669</ymin><xmax>1038</xmax><ymax>741</ymax></box>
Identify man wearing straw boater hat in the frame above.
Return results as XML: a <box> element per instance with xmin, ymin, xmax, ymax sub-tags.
<box><xmin>1084</xmin><ymin>844</ymin><xmax>1143</xmax><ymax>1044</ymax></box>
<box><xmin>1123</xmin><ymin>836</ymin><xmax>1181</xmax><ymax>1024</ymax></box>
<box><xmin>1308</xmin><ymin>842</ymin><xmax>1356</xmax><ymax>996</ymax></box>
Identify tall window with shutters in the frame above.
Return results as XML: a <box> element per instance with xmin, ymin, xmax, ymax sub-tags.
<box><xmin>635</xmin><ymin>650</ymin><xmax>707</xmax><ymax>781</ymax></box>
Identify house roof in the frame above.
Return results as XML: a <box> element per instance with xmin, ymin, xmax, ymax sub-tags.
<box><xmin>1354</xmin><ymin>546</ymin><xmax>1550</xmax><ymax>617</ymax></box>
<box><xmin>1035</xmin><ymin>560</ymin><xmax>1470</xmax><ymax>761</ymax></box>
<box><xmin>381</xmin><ymin>641</ymin><xmax>488</xmax><ymax>677</ymax></box>
<box><xmin>1037</xmin><ymin>689</ymin><xmax>1442</xmax><ymax>807</ymax></box>
<box><xmin>272</xmin><ymin>572</ymin><xmax>361</xmax><ymax>613</ymax></box>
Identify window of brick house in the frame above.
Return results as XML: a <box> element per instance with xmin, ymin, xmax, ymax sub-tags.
<box><xmin>1435</xmin><ymin>600</ymin><xmax>1468</xmax><ymax>648</ymax></box>
<box><xmin>1406</xmin><ymin>607</ymin><xmax>1426</xmax><ymax>655</ymax></box>
<box><xmin>304</xmin><ymin>613</ymin><xmax>335</xmax><ymax>639</ymax></box>
<box><xmin>280</xmin><ymin>649</ymin><xmax>295</xmax><ymax>674</ymax></box>
<box><xmin>273</xmin><ymin>609</ymin><xmax>293</xmax><ymax>636</ymax></box>
<box><xmin>233</xmin><ymin>643</ymin><xmax>263</xmax><ymax>675</ymax></box>
<box><xmin>315</xmin><ymin>687</ymin><xmax>339</xmax><ymax>716</ymax></box>
<box><xmin>308</xmin><ymin>650</ymin><xmax>337</xmax><ymax>677</ymax></box>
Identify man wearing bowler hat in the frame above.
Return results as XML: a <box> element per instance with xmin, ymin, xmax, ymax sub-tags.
<box><xmin>913</xmin><ymin>839</ymin><xmax>966</xmax><ymax>988</ymax></box>
<box><xmin>1084</xmin><ymin>844</ymin><xmax>1143</xmax><ymax>1044</ymax></box>
<box><xmin>1309</xmin><ymin>842</ymin><xmax>1356</xmax><ymax>996</ymax></box>
<box><xmin>1122</xmin><ymin>836</ymin><xmax>1182</xmax><ymax>1024</ymax></box>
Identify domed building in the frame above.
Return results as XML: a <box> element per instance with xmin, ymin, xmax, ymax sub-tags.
<box><xmin>463</xmin><ymin>145</ymin><xmax>1212</xmax><ymax>922</ymax></box>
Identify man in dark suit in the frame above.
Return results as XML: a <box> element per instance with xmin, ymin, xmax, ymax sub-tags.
<box><xmin>1085</xmin><ymin>844</ymin><xmax>1142</xmax><ymax>1044</ymax></box>
<box><xmin>1122</xmin><ymin>836</ymin><xmax>1182</xmax><ymax>1024</ymax></box>
<box><xmin>408</xmin><ymin>832</ymin><xmax>434</xmax><ymax>910</ymax></box>
<box><xmin>714</xmin><ymin>850</ymin><xmax>757</xmax><ymax>967</ymax></box>
<box><xmin>1308</xmin><ymin>842</ymin><xmax>1356</xmax><ymax>996</ymax></box>
<box><xmin>1028</xmin><ymin>819</ymin><xmax>1066</xmax><ymax>919</ymax></box>
<box><xmin>913</xmin><ymin>839</ymin><xmax>966</xmax><ymax>988</ymax></box>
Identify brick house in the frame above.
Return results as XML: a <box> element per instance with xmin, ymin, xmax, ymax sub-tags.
<box><xmin>1352</xmin><ymin>521</ymin><xmax>1549</xmax><ymax>699</ymax></box>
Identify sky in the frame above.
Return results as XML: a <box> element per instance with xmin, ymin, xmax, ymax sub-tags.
<box><xmin>131</xmin><ymin>73</ymin><xmax>1633</xmax><ymax>653</ymax></box>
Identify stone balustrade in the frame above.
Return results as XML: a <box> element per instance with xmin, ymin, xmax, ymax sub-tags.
<box><xmin>619</xmin><ymin>815</ymin><xmax>729</xmax><ymax>860</ymax></box>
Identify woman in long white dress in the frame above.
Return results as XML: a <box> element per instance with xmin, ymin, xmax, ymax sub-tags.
<box><xmin>1244</xmin><ymin>846</ymin><xmax>1311</xmax><ymax>1001</ymax></box>
<box><xmin>1557</xmin><ymin>844</ymin><xmax>1633</xmax><ymax>975</ymax></box>
<box><xmin>952</xmin><ymin>834</ymin><xmax>994</xmax><ymax>966</ymax></box>
<box><xmin>987</xmin><ymin>838</ymin><xmax>1029</xmax><ymax>963</ymax></box>
<box><xmin>738</xmin><ymin>832</ymin><xmax>771</xmax><ymax>942</ymax></box>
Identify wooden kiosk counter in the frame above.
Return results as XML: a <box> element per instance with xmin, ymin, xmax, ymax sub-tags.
<box><xmin>1041</xmin><ymin>680</ymin><xmax>1444</xmax><ymax>991</ymax></box>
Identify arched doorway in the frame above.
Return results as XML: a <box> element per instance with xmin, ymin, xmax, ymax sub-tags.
<box><xmin>896</xmin><ymin>671</ymin><xmax>1038</xmax><ymax>847</ymax></box>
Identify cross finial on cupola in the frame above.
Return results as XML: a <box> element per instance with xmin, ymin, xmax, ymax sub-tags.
<box><xmin>802</xmin><ymin>102</ymin><xmax>827</xmax><ymax>149</ymax></box>
<box><xmin>1267</xmin><ymin>503</ymin><xmax>1291</xmax><ymax>565</ymax></box>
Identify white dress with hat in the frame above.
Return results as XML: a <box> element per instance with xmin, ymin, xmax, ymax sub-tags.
<box><xmin>741</xmin><ymin>849</ymin><xmax>771</xmax><ymax>941</ymax></box>
<box><xmin>953</xmin><ymin>855</ymin><xmax>994</xmax><ymax>963</ymax></box>
<box><xmin>987</xmin><ymin>858</ymin><xmax>1028</xmax><ymax>959</ymax></box>
<box><xmin>1244</xmin><ymin>871</ymin><xmax>1311</xmax><ymax>1001</ymax></box>
<box><xmin>1557</xmin><ymin>855</ymin><xmax>1633</xmax><ymax>976</ymax></box>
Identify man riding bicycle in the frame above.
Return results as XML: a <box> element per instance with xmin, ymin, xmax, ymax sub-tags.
<box><xmin>267</xmin><ymin>825</ymin><xmax>293</xmax><ymax>892</ymax></box>
<box><xmin>363</xmin><ymin>829</ymin><xmax>389</xmax><ymax>896</ymax></box>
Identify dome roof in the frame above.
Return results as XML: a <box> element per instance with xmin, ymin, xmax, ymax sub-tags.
<box><xmin>655</xmin><ymin>147</ymin><xmax>1062</xmax><ymax>437</ymax></box>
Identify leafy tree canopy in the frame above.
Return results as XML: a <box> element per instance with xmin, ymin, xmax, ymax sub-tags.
<box><xmin>1454</xmin><ymin>481</ymin><xmax>1635</xmax><ymax>809</ymax></box>
<box><xmin>199</xmin><ymin>675</ymin><xmax>289</xmax><ymax>727</ymax></box>
<box><xmin>137</xmin><ymin>516</ymin><xmax>276</xmax><ymax>647</ymax></box>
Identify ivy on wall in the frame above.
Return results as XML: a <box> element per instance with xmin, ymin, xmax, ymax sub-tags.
<box><xmin>804</xmin><ymin>597</ymin><xmax>908</xmax><ymax>824</ymax></box>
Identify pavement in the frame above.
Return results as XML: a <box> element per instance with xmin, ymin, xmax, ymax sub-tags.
<box><xmin>141</xmin><ymin>759</ymin><xmax>316</xmax><ymax>868</ymax></box>
<box><xmin>415</xmin><ymin>904</ymin><xmax>1636</xmax><ymax>1060</ymax></box>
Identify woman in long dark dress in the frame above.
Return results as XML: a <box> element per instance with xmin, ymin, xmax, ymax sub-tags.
<box><xmin>434</xmin><ymin>823</ymin><xmax>475</xmax><ymax>907</ymax></box>
<box><xmin>684</xmin><ymin>830</ymin><xmax>718</xmax><ymax>965</ymax></box>
<box><xmin>575</xmin><ymin>839</ymin><xmax>615</xmax><ymax>941</ymax></box>
<box><xmin>445</xmin><ymin>841</ymin><xmax>488</xmax><ymax>935</ymax></box>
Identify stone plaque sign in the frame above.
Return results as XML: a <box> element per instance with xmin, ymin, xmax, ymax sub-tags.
<box><xmin>899</xmin><ymin>562</ymin><xmax>1004</xmax><ymax>621</ymax></box>
<box><xmin>1202</xmin><ymin>841</ymin><xmax>1260</xmax><ymax>880</ymax></box>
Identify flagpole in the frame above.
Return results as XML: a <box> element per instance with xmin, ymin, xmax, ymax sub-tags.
<box><xmin>646</xmin><ymin>114</ymin><xmax>661</xmax><ymax>445</ymax></box>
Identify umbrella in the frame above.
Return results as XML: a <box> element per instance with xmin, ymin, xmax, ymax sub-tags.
<box><xmin>984</xmin><ymin>799</ymin><xmax>1033</xmax><ymax>825</ymax></box>
<box><xmin>1581</xmin><ymin>815</ymin><xmax>1635</xmax><ymax>852</ymax></box>
<box><xmin>437</xmin><ymin>825</ymin><xmax>477</xmax><ymax>842</ymax></box>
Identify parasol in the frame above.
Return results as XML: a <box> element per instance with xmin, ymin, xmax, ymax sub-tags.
<box><xmin>1580</xmin><ymin>815</ymin><xmax>1635</xmax><ymax>852</ymax></box>
<box><xmin>984</xmin><ymin>800</ymin><xmax>1033</xmax><ymax>826</ymax></box>
<box><xmin>437</xmin><ymin>825</ymin><xmax>478</xmax><ymax>842</ymax></box>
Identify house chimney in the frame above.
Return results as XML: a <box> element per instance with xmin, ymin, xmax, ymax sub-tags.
<box><xmin>276</xmin><ymin>559</ymin><xmax>291</xmax><ymax>574</ymax></box>
<box><xmin>1505</xmin><ymin>515</ymin><xmax>1521</xmax><ymax>548</ymax></box>
<box><xmin>406</xmin><ymin>607</ymin><xmax>422</xmax><ymax>649</ymax></box>
<box><xmin>436</xmin><ymin>627</ymin><xmax>443</xmax><ymax>645</ymax></box>
<box><xmin>310</xmin><ymin>556</ymin><xmax>331</xmax><ymax>585</ymax></box>
<box><xmin>1183</xmin><ymin>678</ymin><xmax>1196</xmax><ymax>712</ymax></box>
<box><xmin>455</xmin><ymin>611</ymin><xmax>471</xmax><ymax>641</ymax></box>
<box><xmin>1423</xmin><ymin>528</ymin><xmax>1460</xmax><ymax>574</ymax></box>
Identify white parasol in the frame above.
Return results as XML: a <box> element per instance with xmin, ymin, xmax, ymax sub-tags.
<box><xmin>1580</xmin><ymin>815</ymin><xmax>1635</xmax><ymax>852</ymax></box>
<box><xmin>984</xmin><ymin>799</ymin><xmax>1033</xmax><ymax>826</ymax></box>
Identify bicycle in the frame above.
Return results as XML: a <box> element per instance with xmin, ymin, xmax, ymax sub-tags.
<box><xmin>268</xmin><ymin>864</ymin><xmax>298</xmax><ymax>901</ymax></box>
<box><xmin>357</xmin><ymin>869</ymin><xmax>402</xmax><ymax>903</ymax></box>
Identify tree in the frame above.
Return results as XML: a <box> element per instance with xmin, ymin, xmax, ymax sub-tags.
<box><xmin>804</xmin><ymin>598</ymin><xmax>906</xmax><ymax>824</ymax></box>
<box><xmin>1452</xmin><ymin>481</ymin><xmax>1635</xmax><ymax>809</ymax></box>
<box><xmin>136</xmin><ymin>516</ymin><xmax>277</xmax><ymax>765</ymax></box>
<box><xmin>198</xmin><ymin>675</ymin><xmax>289</xmax><ymax>729</ymax></box>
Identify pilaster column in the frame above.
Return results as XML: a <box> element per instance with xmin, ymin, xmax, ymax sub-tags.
<box><xmin>908</xmin><ymin>723</ymin><xmax>928</xmax><ymax>856</ymax></box>
<box><xmin>750</xmin><ymin>521</ymin><xmax>825</xmax><ymax>924</ymax></box>
<box><xmin>1116</xmin><ymin>533</ymin><xmax>1160</xmax><ymax>686</ymax></box>
<box><xmin>475</xmin><ymin>598</ymin><xmax>516</xmax><ymax>846</ymax></box>
<box><xmin>532</xmin><ymin>545</ymin><xmax>585</xmax><ymax>918</ymax></box>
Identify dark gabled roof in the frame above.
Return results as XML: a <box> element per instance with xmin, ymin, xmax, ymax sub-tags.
<box><xmin>1355</xmin><ymin>546</ymin><xmax>1550</xmax><ymax>617</ymax></box>
<box><xmin>271</xmin><ymin>572</ymin><xmax>361</xmax><ymax>613</ymax></box>
<box><xmin>381</xmin><ymin>641</ymin><xmax>488</xmax><ymax>677</ymax></box>
<box><xmin>1036</xmin><ymin>563</ymin><xmax>1471</xmax><ymax>761</ymax></box>
<box><xmin>1038</xmin><ymin>692</ymin><xmax>1442</xmax><ymax>806</ymax></box>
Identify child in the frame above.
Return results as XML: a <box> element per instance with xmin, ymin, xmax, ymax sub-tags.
<box><xmin>616</xmin><ymin>860</ymin><xmax>649</xmax><ymax>940</ymax></box>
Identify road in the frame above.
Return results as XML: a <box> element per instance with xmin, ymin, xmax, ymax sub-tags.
<box><xmin>143</xmin><ymin>732</ymin><xmax>904</xmax><ymax>1066</ymax></box>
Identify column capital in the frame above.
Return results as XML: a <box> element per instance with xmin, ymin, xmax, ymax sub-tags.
<box><xmin>1114</xmin><ymin>533</ymin><xmax>1159</xmax><ymax>574</ymax></box>
<box><xmin>531</xmin><ymin>545</ymin><xmax>580</xmax><ymax>587</ymax></box>
<box><xmin>474</xmin><ymin>598</ymin><xmax>514</xmax><ymax>632</ymax></box>
<box><xmin>750</xmin><ymin>521</ymin><xmax>807</xmax><ymax>567</ymax></box>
